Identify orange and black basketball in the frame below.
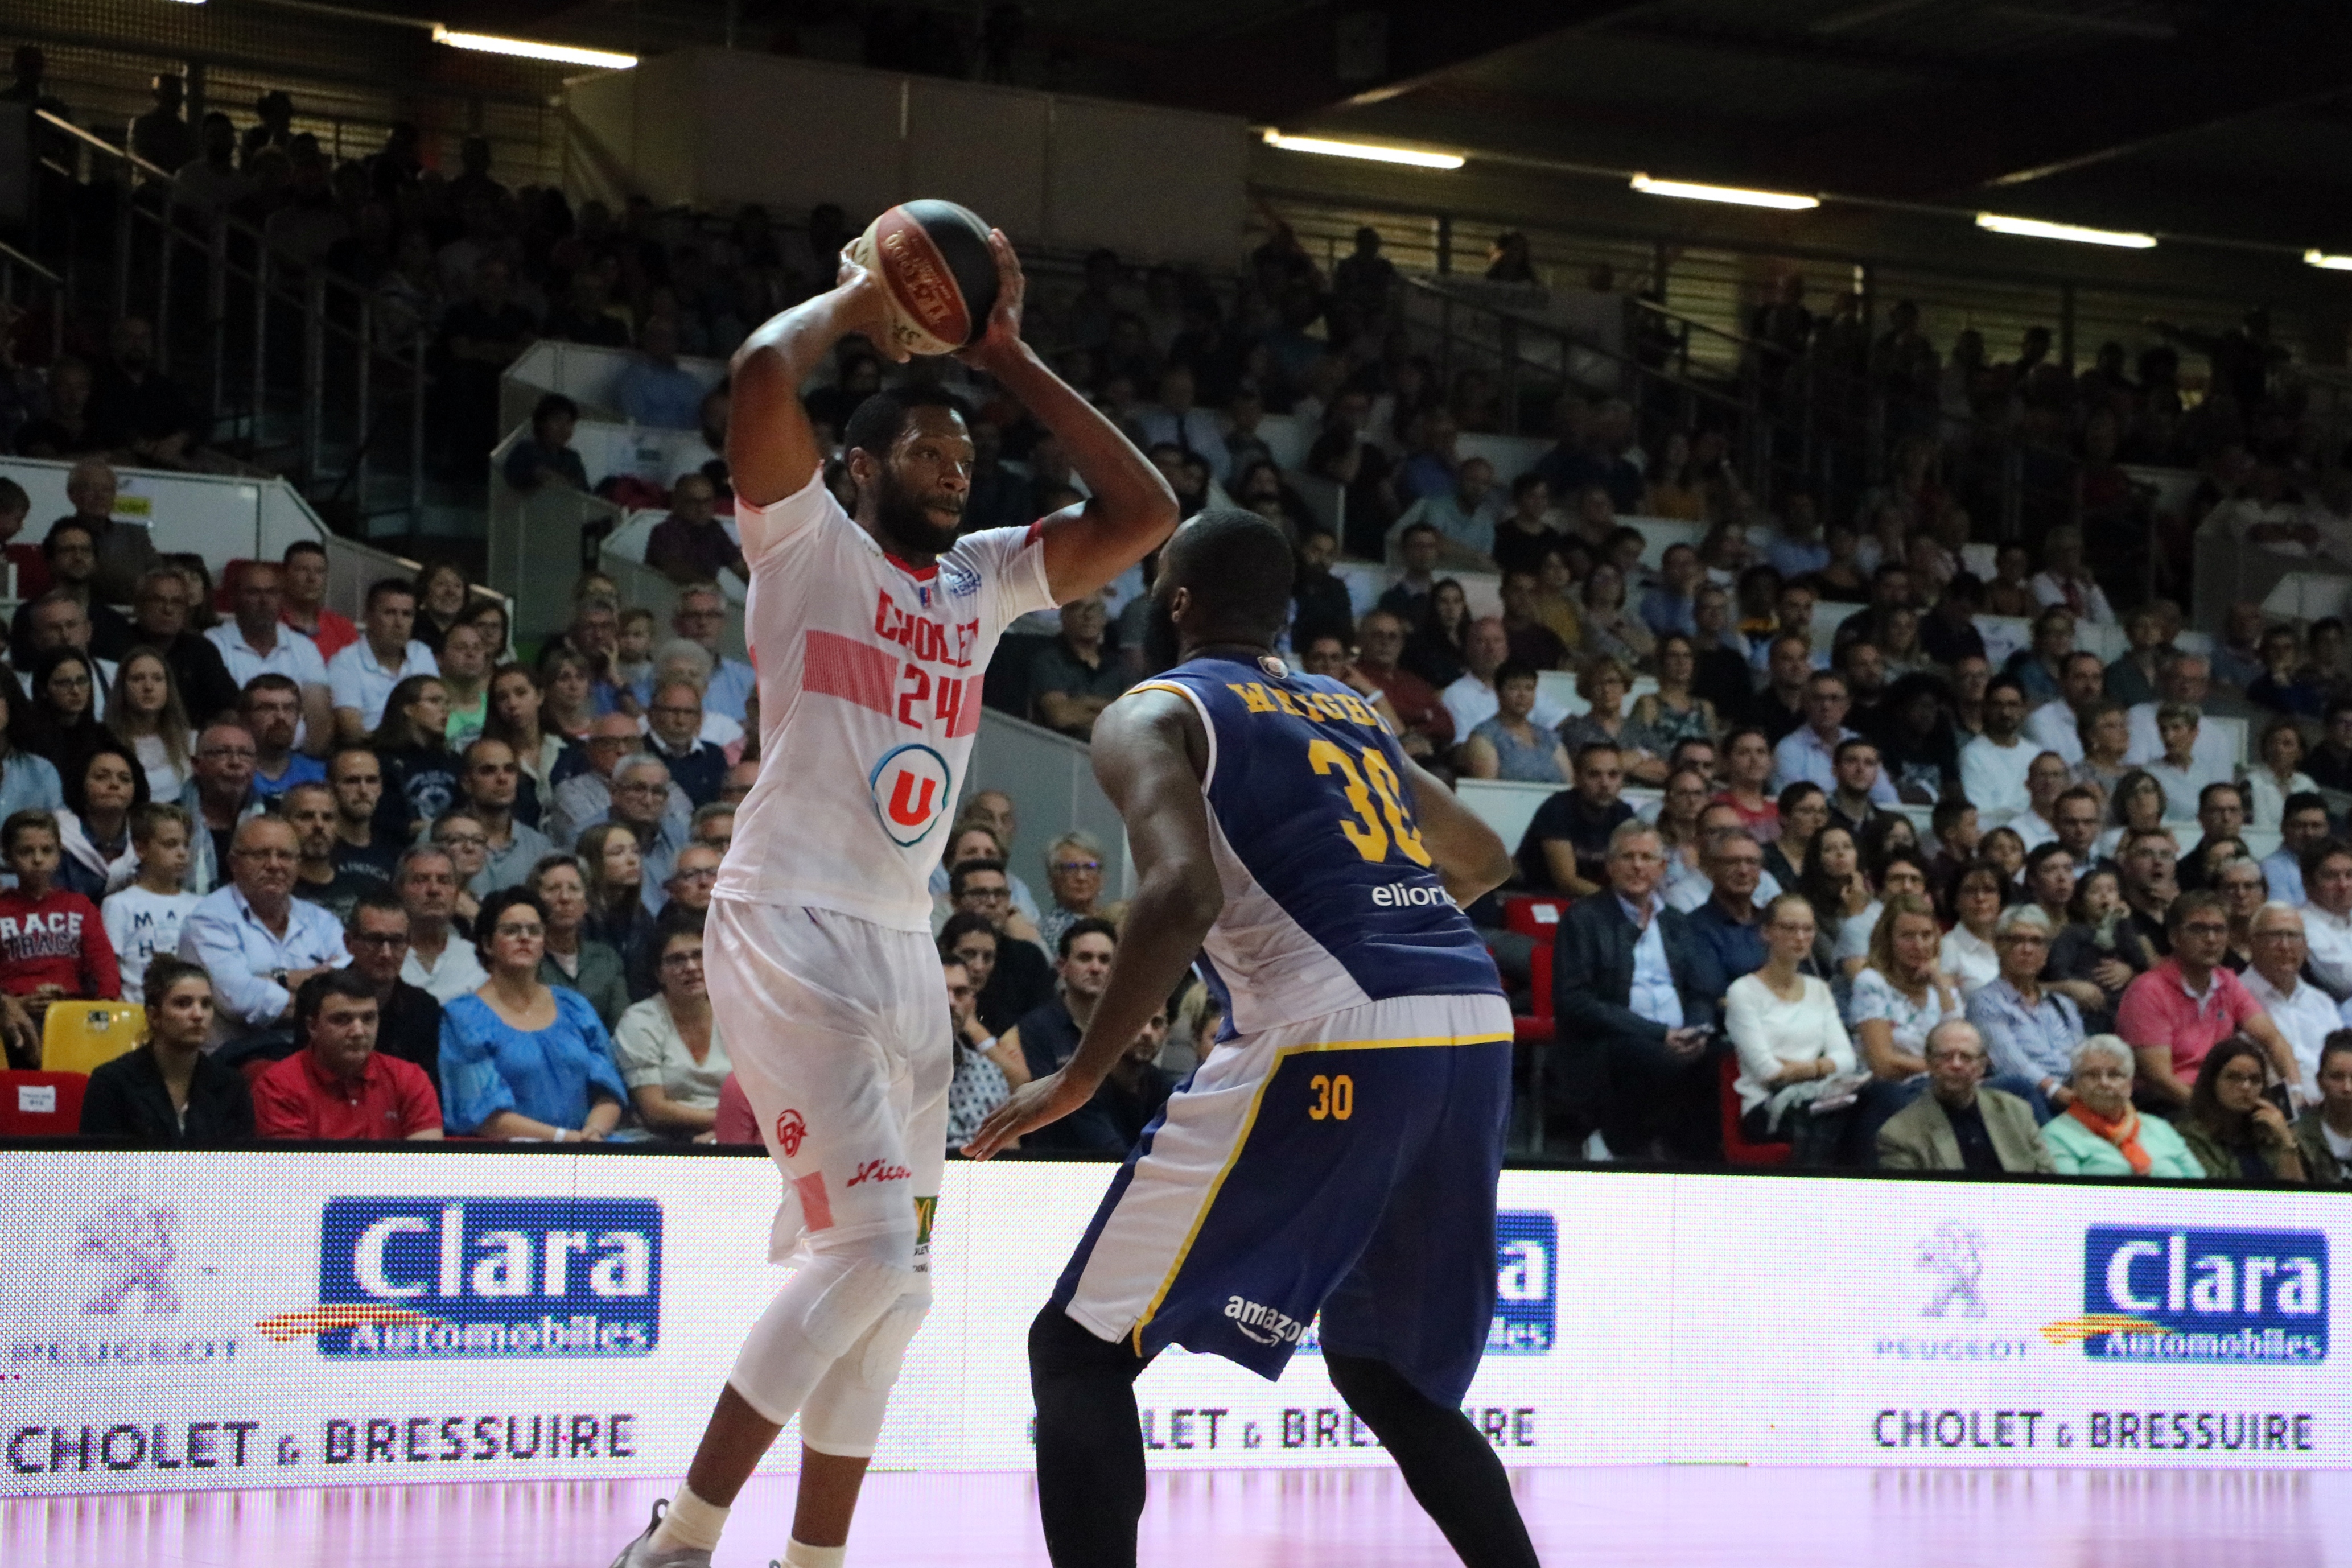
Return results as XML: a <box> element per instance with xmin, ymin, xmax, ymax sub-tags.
<box><xmin>847</xmin><ymin>199</ymin><xmax>1002</xmax><ymax>357</ymax></box>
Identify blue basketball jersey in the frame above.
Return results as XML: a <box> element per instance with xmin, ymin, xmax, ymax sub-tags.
<box><xmin>1138</xmin><ymin>655</ymin><xmax>1502</xmax><ymax>1039</ymax></box>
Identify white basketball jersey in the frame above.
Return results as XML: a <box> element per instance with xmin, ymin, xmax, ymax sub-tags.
<box><xmin>715</xmin><ymin>468</ymin><xmax>1055</xmax><ymax>930</ymax></box>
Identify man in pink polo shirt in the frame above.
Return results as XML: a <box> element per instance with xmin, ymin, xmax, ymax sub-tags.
<box><xmin>251</xmin><ymin>969</ymin><xmax>443</xmax><ymax>1140</ymax></box>
<box><xmin>2115</xmin><ymin>890</ymin><xmax>2300</xmax><ymax>1108</ymax></box>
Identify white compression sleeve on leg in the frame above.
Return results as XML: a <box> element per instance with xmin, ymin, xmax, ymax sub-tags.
<box><xmin>728</xmin><ymin>1251</ymin><xmax>919</xmax><ymax>1427</ymax></box>
<box><xmin>781</xmin><ymin>1541</ymin><xmax>847</xmax><ymax>1568</ymax></box>
<box><xmin>798</xmin><ymin>1275</ymin><xmax>932</xmax><ymax>1458</ymax></box>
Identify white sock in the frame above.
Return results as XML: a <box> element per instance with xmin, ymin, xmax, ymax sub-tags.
<box><xmin>649</xmin><ymin>1487</ymin><xmax>729</xmax><ymax>1554</ymax></box>
<box><xmin>782</xmin><ymin>1540</ymin><xmax>847</xmax><ymax>1568</ymax></box>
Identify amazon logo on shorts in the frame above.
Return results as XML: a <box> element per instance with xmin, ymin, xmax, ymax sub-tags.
<box><xmin>868</xmin><ymin>744</ymin><xmax>951</xmax><ymax>846</ymax></box>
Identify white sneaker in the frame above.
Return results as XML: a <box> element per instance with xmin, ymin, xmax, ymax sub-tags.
<box><xmin>607</xmin><ymin>1500</ymin><xmax>712</xmax><ymax>1568</ymax></box>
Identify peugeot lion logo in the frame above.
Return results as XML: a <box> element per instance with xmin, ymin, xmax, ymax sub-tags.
<box><xmin>1916</xmin><ymin>1222</ymin><xmax>1987</xmax><ymax>1320</ymax></box>
<box><xmin>77</xmin><ymin>1198</ymin><xmax>183</xmax><ymax>1317</ymax></box>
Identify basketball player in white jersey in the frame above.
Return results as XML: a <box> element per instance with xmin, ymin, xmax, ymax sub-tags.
<box><xmin>611</xmin><ymin>234</ymin><xmax>1176</xmax><ymax>1568</ymax></box>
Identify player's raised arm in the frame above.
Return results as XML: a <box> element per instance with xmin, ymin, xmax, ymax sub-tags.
<box><xmin>962</xmin><ymin>687</ymin><xmax>1221</xmax><ymax>1158</ymax></box>
<box><xmin>1398</xmin><ymin>753</ymin><xmax>1515</xmax><ymax>905</ymax></box>
<box><xmin>957</xmin><ymin>232</ymin><xmax>1179</xmax><ymax>600</ymax></box>
<box><xmin>727</xmin><ymin>257</ymin><xmax>901</xmax><ymax>510</ymax></box>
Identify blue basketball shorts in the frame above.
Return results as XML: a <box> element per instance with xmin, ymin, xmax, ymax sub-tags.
<box><xmin>1049</xmin><ymin>991</ymin><xmax>1513</xmax><ymax>1408</ymax></box>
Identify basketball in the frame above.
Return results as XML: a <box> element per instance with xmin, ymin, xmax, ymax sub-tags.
<box><xmin>846</xmin><ymin>198</ymin><xmax>1002</xmax><ymax>357</ymax></box>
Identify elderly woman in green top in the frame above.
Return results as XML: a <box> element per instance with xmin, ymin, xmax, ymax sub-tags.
<box><xmin>2042</xmin><ymin>1035</ymin><xmax>2204</xmax><ymax>1178</ymax></box>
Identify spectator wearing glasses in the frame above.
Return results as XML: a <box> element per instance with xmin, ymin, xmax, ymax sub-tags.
<box><xmin>669</xmin><ymin>584</ymin><xmax>755</xmax><ymax>725</ymax></box>
<box><xmin>1964</xmin><ymin>904</ymin><xmax>2085</xmax><ymax>1115</ymax></box>
<box><xmin>528</xmin><ymin>853</ymin><xmax>631</xmax><ymax>1029</ymax></box>
<box><xmin>78</xmin><ymin>956</ymin><xmax>251</xmax><ymax>1142</ymax></box>
<box><xmin>2042</xmin><ymin>1035</ymin><xmax>2203</xmax><ymax>1178</ymax></box>
<box><xmin>1875</xmin><ymin>1020</ymin><xmax>2055</xmax><ymax>1173</ymax></box>
<box><xmin>393</xmin><ymin>845</ymin><xmax>488</xmax><ymax>1004</ymax></box>
<box><xmin>368</xmin><ymin>675</ymin><xmax>458</xmax><ymax>840</ymax></box>
<box><xmin>252</xmin><ymin>969</ymin><xmax>444</xmax><ymax>1141</ymax></box>
<box><xmin>177</xmin><ymin>815</ymin><xmax>349</xmax><ymax>1053</ymax></box>
<box><xmin>1036</xmin><ymin>830</ymin><xmax>1116</xmax><ymax>955</ymax></box>
<box><xmin>614</xmin><ymin>906</ymin><xmax>731</xmax><ymax>1141</ymax></box>
<box><xmin>950</xmin><ymin>858</ymin><xmax>1053</xmax><ymax>1025</ymax></box>
<box><xmin>2236</xmin><ymin>902</ymin><xmax>2349</xmax><ymax>1095</ymax></box>
<box><xmin>627</xmin><ymin>843</ymin><xmax>720</xmax><ymax>998</ymax></box>
<box><xmin>126</xmin><ymin>568</ymin><xmax>241</xmax><ymax>725</ymax></box>
<box><xmin>340</xmin><ymin>891</ymin><xmax>444</xmax><ymax>1082</ymax></box>
<box><xmin>429</xmin><ymin>812</ymin><xmax>491</xmax><ymax>931</ymax></box>
<box><xmin>178</xmin><ymin>720</ymin><xmax>265</xmax><ymax>894</ymax></box>
<box><xmin>2116</xmin><ymin>891</ymin><xmax>2301</xmax><ymax>1108</ymax></box>
<box><xmin>437</xmin><ymin>887</ymin><xmax>627</xmax><ymax>1142</ymax></box>
<box><xmin>640</xmin><ymin>680</ymin><xmax>728</xmax><ymax>807</ymax></box>
<box><xmin>1551</xmin><ymin>820</ymin><xmax>1720</xmax><ymax>1158</ymax></box>
<box><xmin>549</xmin><ymin>713</ymin><xmax>689</xmax><ymax>848</ymax></box>
<box><xmin>239</xmin><ymin>676</ymin><xmax>327</xmax><ymax>800</ymax></box>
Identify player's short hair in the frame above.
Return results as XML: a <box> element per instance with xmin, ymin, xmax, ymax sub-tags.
<box><xmin>1155</xmin><ymin>508</ymin><xmax>1296</xmax><ymax>645</ymax></box>
<box><xmin>843</xmin><ymin>386</ymin><xmax>966</xmax><ymax>463</ymax></box>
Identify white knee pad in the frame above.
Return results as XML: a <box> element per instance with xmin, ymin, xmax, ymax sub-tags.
<box><xmin>799</xmin><ymin>1275</ymin><xmax>933</xmax><ymax>1458</ymax></box>
<box><xmin>728</xmin><ymin>1239</ymin><xmax>920</xmax><ymax>1426</ymax></box>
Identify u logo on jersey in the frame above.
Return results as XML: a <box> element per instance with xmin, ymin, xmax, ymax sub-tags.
<box><xmin>870</xmin><ymin>742</ymin><xmax>953</xmax><ymax>847</ymax></box>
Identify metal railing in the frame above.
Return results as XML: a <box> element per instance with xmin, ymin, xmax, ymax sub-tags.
<box><xmin>29</xmin><ymin>109</ymin><xmax>429</xmax><ymax>534</ymax></box>
<box><xmin>1398</xmin><ymin>272</ymin><xmax>2085</xmax><ymax>547</ymax></box>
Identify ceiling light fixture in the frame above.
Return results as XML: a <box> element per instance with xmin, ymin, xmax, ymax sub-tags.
<box><xmin>1630</xmin><ymin>174</ymin><xmax>1819</xmax><ymax>211</ymax></box>
<box><xmin>1261</xmin><ymin>130</ymin><xmax>1464</xmax><ymax>170</ymax></box>
<box><xmin>2306</xmin><ymin>250</ymin><xmax>2352</xmax><ymax>272</ymax></box>
<box><xmin>432</xmin><ymin>26</ymin><xmax>637</xmax><ymax>68</ymax></box>
<box><xmin>1975</xmin><ymin>213</ymin><xmax>2155</xmax><ymax>249</ymax></box>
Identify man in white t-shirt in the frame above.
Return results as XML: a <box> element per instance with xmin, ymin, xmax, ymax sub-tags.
<box><xmin>1441</xmin><ymin>616</ymin><xmax>1567</xmax><ymax>746</ymax></box>
<box><xmin>326</xmin><ymin>579</ymin><xmax>438</xmax><ymax>741</ymax></box>
<box><xmin>2022</xmin><ymin>650</ymin><xmax>2106</xmax><ymax>766</ymax></box>
<box><xmin>206</xmin><ymin>561</ymin><xmax>333</xmax><ymax>749</ymax></box>
<box><xmin>612</xmin><ymin>231</ymin><xmax>1177</xmax><ymax>1568</ymax></box>
<box><xmin>1959</xmin><ymin>675</ymin><xmax>2037</xmax><ymax>816</ymax></box>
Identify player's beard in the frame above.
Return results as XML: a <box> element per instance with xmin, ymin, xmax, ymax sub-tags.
<box><xmin>871</xmin><ymin>463</ymin><xmax>963</xmax><ymax>559</ymax></box>
<box><xmin>1142</xmin><ymin>587</ymin><xmax>1181</xmax><ymax>674</ymax></box>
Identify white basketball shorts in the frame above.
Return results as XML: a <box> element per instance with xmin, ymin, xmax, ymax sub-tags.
<box><xmin>706</xmin><ymin>896</ymin><xmax>950</xmax><ymax>1265</ymax></box>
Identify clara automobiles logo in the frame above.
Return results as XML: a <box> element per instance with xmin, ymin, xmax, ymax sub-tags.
<box><xmin>1917</xmin><ymin>1222</ymin><xmax>1987</xmax><ymax>1320</ymax></box>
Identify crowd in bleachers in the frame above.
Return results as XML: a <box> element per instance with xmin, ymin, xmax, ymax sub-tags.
<box><xmin>17</xmin><ymin>50</ymin><xmax>2352</xmax><ymax>1177</ymax></box>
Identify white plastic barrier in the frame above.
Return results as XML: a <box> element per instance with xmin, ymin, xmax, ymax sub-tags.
<box><xmin>1455</xmin><ymin>432</ymin><xmax>1550</xmax><ymax>488</ymax></box>
<box><xmin>1534</xmin><ymin>671</ymin><xmax>1658</xmax><ymax>718</ymax></box>
<box><xmin>1333</xmin><ymin>560</ymin><xmax>1501</xmax><ymax>621</ymax></box>
<box><xmin>499</xmin><ymin>340</ymin><xmax>728</xmax><ymax>437</ymax></box>
<box><xmin>10</xmin><ymin>1149</ymin><xmax>2346</xmax><ymax>1494</ymax></box>
<box><xmin>967</xmin><ymin>708</ymin><xmax>1132</xmax><ymax>898</ymax></box>
<box><xmin>0</xmin><ymin>455</ymin><xmax>450</xmax><ymax>627</ymax></box>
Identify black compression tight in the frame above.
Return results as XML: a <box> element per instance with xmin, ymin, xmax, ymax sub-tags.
<box><xmin>1028</xmin><ymin>1306</ymin><xmax>1540</xmax><ymax>1567</ymax></box>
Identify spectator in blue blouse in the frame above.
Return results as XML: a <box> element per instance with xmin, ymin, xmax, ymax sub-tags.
<box><xmin>1963</xmin><ymin>904</ymin><xmax>2083</xmax><ymax>1120</ymax></box>
<box><xmin>437</xmin><ymin>885</ymin><xmax>626</xmax><ymax>1141</ymax></box>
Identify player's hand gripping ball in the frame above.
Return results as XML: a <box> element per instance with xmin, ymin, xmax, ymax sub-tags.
<box><xmin>845</xmin><ymin>199</ymin><xmax>1003</xmax><ymax>359</ymax></box>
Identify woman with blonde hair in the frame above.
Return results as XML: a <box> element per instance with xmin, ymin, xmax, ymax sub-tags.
<box><xmin>1577</xmin><ymin>561</ymin><xmax>1654</xmax><ymax>669</ymax></box>
<box><xmin>105</xmin><ymin>648</ymin><xmax>194</xmax><ymax>803</ymax></box>
<box><xmin>1848</xmin><ymin>892</ymin><xmax>1962</xmax><ymax>1091</ymax></box>
<box><xmin>1556</xmin><ymin>654</ymin><xmax>1666</xmax><ymax>785</ymax></box>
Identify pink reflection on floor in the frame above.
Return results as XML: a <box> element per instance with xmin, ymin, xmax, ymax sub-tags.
<box><xmin>0</xmin><ymin>1464</ymin><xmax>2334</xmax><ymax>1566</ymax></box>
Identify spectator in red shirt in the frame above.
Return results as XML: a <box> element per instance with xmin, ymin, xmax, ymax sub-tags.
<box><xmin>2114</xmin><ymin>890</ymin><xmax>2298</xmax><ymax>1107</ymax></box>
<box><xmin>0</xmin><ymin>808</ymin><xmax>121</xmax><ymax>1014</ymax></box>
<box><xmin>1354</xmin><ymin>608</ymin><xmax>1453</xmax><ymax>760</ymax></box>
<box><xmin>279</xmin><ymin>541</ymin><xmax>359</xmax><ymax>661</ymax></box>
<box><xmin>250</xmin><ymin>968</ymin><xmax>443</xmax><ymax>1140</ymax></box>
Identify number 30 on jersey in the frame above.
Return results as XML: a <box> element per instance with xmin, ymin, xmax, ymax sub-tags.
<box><xmin>1307</xmin><ymin>740</ymin><xmax>1431</xmax><ymax>867</ymax></box>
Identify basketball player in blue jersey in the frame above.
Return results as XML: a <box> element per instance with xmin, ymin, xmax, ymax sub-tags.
<box><xmin>966</xmin><ymin>509</ymin><xmax>1542</xmax><ymax>1568</ymax></box>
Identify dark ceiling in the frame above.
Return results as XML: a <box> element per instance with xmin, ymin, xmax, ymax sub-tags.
<box><xmin>1009</xmin><ymin>0</ymin><xmax>2352</xmax><ymax>251</ymax></box>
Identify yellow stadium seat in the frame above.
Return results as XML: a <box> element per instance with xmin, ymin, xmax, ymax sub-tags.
<box><xmin>39</xmin><ymin>1002</ymin><xmax>146</xmax><ymax>1074</ymax></box>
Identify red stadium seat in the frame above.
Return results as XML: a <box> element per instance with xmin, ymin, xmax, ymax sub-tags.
<box><xmin>1500</xmin><ymin>895</ymin><xmax>1568</xmax><ymax>939</ymax></box>
<box><xmin>0</xmin><ymin>1071</ymin><xmax>88</xmax><ymax>1137</ymax></box>
<box><xmin>1719</xmin><ymin>1055</ymin><xmax>1791</xmax><ymax>1167</ymax></box>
